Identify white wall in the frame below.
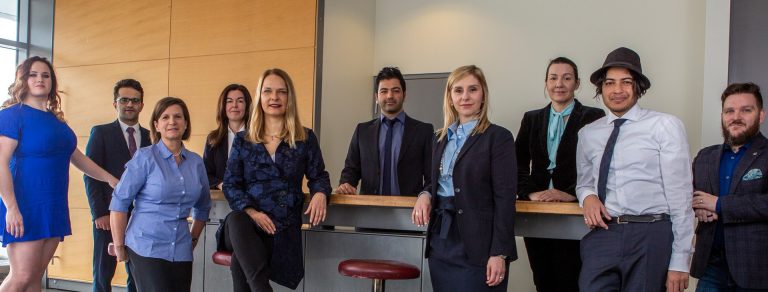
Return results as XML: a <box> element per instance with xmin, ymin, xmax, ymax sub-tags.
<box><xmin>320</xmin><ymin>0</ymin><xmax>376</xmax><ymax>186</ymax></box>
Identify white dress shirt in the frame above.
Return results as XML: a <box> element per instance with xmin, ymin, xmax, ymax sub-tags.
<box><xmin>118</xmin><ymin>120</ymin><xmax>142</xmax><ymax>151</ymax></box>
<box><xmin>576</xmin><ymin>104</ymin><xmax>694</xmax><ymax>273</ymax></box>
<box><xmin>227</xmin><ymin>125</ymin><xmax>246</xmax><ymax>156</ymax></box>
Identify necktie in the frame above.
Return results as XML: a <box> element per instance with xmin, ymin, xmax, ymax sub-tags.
<box><xmin>126</xmin><ymin>127</ymin><xmax>137</xmax><ymax>157</ymax></box>
<box><xmin>547</xmin><ymin>102</ymin><xmax>574</xmax><ymax>170</ymax></box>
<box><xmin>382</xmin><ymin>119</ymin><xmax>396</xmax><ymax>195</ymax></box>
<box><xmin>597</xmin><ymin>118</ymin><xmax>627</xmax><ymax>203</ymax></box>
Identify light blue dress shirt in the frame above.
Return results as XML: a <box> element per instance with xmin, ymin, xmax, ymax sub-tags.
<box><xmin>110</xmin><ymin>142</ymin><xmax>211</xmax><ymax>262</ymax></box>
<box><xmin>437</xmin><ymin>119</ymin><xmax>478</xmax><ymax>197</ymax></box>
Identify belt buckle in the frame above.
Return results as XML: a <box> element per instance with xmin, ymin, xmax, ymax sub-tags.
<box><xmin>616</xmin><ymin>216</ymin><xmax>629</xmax><ymax>224</ymax></box>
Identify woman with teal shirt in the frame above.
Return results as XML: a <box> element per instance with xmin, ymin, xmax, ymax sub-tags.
<box><xmin>0</xmin><ymin>56</ymin><xmax>119</xmax><ymax>291</ymax></box>
<box><xmin>412</xmin><ymin>65</ymin><xmax>517</xmax><ymax>291</ymax></box>
<box><xmin>515</xmin><ymin>57</ymin><xmax>605</xmax><ymax>291</ymax></box>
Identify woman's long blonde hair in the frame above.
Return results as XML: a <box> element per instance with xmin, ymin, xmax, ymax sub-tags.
<box><xmin>437</xmin><ymin>65</ymin><xmax>490</xmax><ymax>141</ymax></box>
<box><xmin>4</xmin><ymin>56</ymin><xmax>66</xmax><ymax>122</ymax></box>
<box><xmin>246</xmin><ymin>68</ymin><xmax>306</xmax><ymax>147</ymax></box>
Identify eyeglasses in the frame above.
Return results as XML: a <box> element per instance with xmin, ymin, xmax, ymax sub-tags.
<box><xmin>115</xmin><ymin>97</ymin><xmax>142</xmax><ymax>104</ymax></box>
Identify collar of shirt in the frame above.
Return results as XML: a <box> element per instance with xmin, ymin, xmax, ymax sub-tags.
<box><xmin>227</xmin><ymin>124</ymin><xmax>246</xmax><ymax>136</ymax></box>
<box><xmin>156</xmin><ymin>140</ymin><xmax>188</xmax><ymax>160</ymax></box>
<box><xmin>722</xmin><ymin>138</ymin><xmax>753</xmax><ymax>154</ymax></box>
<box><xmin>605</xmin><ymin>103</ymin><xmax>643</xmax><ymax>125</ymax></box>
<box><xmin>447</xmin><ymin>119</ymin><xmax>479</xmax><ymax>140</ymax></box>
<box><xmin>118</xmin><ymin>119</ymin><xmax>140</xmax><ymax>134</ymax></box>
<box><xmin>380</xmin><ymin>111</ymin><xmax>406</xmax><ymax>124</ymax></box>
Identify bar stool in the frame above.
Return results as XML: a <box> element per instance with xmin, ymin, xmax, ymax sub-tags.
<box><xmin>338</xmin><ymin>259</ymin><xmax>420</xmax><ymax>292</ymax></box>
<box><xmin>212</xmin><ymin>251</ymin><xmax>232</xmax><ymax>266</ymax></box>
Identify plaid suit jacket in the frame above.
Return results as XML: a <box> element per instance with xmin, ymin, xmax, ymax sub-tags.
<box><xmin>690</xmin><ymin>133</ymin><xmax>768</xmax><ymax>289</ymax></box>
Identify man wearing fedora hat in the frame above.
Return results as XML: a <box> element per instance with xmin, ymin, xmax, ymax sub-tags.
<box><xmin>575</xmin><ymin>47</ymin><xmax>694</xmax><ymax>292</ymax></box>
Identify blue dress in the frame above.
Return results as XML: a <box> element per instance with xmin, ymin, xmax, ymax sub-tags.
<box><xmin>0</xmin><ymin>104</ymin><xmax>76</xmax><ymax>246</ymax></box>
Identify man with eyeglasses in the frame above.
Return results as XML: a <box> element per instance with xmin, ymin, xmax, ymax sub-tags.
<box><xmin>84</xmin><ymin>79</ymin><xmax>151</xmax><ymax>292</ymax></box>
<box><xmin>575</xmin><ymin>47</ymin><xmax>694</xmax><ymax>292</ymax></box>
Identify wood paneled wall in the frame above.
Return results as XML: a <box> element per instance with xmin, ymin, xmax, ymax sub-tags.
<box><xmin>50</xmin><ymin>0</ymin><xmax>318</xmax><ymax>284</ymax></box>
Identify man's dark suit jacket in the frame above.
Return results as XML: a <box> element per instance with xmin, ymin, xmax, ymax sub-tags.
<box><xmin>84</xmin><ymin>120</ymin><xmax>151</xmax><ymax>220</ymax></box>
<box><xmin>515</xmin><ymin>100</ymin><xmax>605</xmax><ymax>199</ymax></box>
<box><xmin>203</xmin><ymin>133</ymin><xmax>228</xmax><ymax>189</ymax></box>
<box><xmin>339</xmin><ymin>114</ymin><xmax>433</xmax><ymax>196</ymax></box>
<box><xmin>424</xmin><ymin>124</ymin><xmax>518</xmax><ymax>266</ymax></box>
<box><xmin>691</xmin><ymin>133</ymin><xmax>768</xmax><ymax>289</ymax></box>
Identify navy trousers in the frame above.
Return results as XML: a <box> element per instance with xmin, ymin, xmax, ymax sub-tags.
<box><xmin>579</xmin><ymin>220</ymin><xmax>673</xmax><ymax>292</ymax></box>
<box><xmin>92</xmin><ymin>224</ymin><xmax>135</xmax><ymax>292</ymax></box>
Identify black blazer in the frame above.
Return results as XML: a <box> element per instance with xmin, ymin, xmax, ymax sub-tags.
<box><xmin>339</xmin><ymin>114</ymin><xmax>433</xmax><ymax>196</ymax></box>
<box><xmin>84</xmin><ymin>120</ymin><xmax>150</xmax><ymax>220</ymax></box>
<box><xmin>691</xmin><ymin>133</ymin><xmax>768</xmax><ymax>289</ymax></box>
<box><xmin>424</xmin><ymin>124</ymin><xmax>518</xmax><ymax>266</ymax></box>
<box><xmin>515</xmin><ymin>100</ymin><xmax>604</xmax><ymax>199</ymax></box>
<box><xmin>203</xmin><ymin>133</ymin><xmax>229</xmax><ymax>189</ymax></box>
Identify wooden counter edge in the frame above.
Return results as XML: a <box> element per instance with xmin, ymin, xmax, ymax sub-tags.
<box><xmin>209</xmin><ymin>191</ymin><xmax>583</xmax><ymax>215</ymax></box>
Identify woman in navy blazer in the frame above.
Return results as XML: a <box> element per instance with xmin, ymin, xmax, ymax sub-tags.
<box><xmin>412</xmin><ymin>65</ymin><xmax>517</xmax><ymax>291</ymax></box>
<box><xmin>515</xmin><ymin>57</ymin><xmax>604</xmax><ymax>292</ymax></box>
<box><xmin>203</xmin><ymin>84</ymin><xmax>252</xmax><ymax>189</ymax></box>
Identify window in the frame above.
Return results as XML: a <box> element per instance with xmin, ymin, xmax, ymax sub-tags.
<box><xmin>1</xmin><ymin>0</ymin><xmax>24</xmax><ymax>104</ymax></box>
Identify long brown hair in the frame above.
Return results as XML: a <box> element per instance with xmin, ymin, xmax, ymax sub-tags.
<box><xmin>437</xmin><ymin>65</ymin><xmax>491</xmax><ymax>141</ymax></box>
<box><xmin>246</xmin><ymin>68</ymin><xmax>306</xmax><ymax>148</ymax></box>
<box><xmin>206</xmin><ymin>84</ymin><xmax>253</xmax><ymax>147</ymax></box>
<box><xmin>4</xmin><ymin>56</ymin><xmax>65</xmax><ymax>122</ymax></box>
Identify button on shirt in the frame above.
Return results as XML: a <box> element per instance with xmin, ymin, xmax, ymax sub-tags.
<box><xmin>437</xmin><ymin>119</ymin><xmax>478</xmax><ymax>197</ymax></box>
<box><xmin>575</xmin><ymin>105</ymin><xmax>694</xmax><ymax>272</ymax></box>
<box><xmin>378</xmin><ymin>112</ymin><xmax>405</xmax><ymax>195</ymax></box>
<box><xmin>110</xmin><ymin>142</ymin><xmax>211</xmax><ymax>262</ymax></box>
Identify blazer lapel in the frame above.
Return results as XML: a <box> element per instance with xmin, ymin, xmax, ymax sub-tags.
<box><xmin>110</xmin><ymin>120</ymin><xmax>132</xmax><ymax>161</ymax></box>
<box><xmin>728</xmin><ymin>134</ymin><xmax>767</xmax><ymax>194</ymax></box>
<box><xmin>432</xmin><ymin>136</ymin><xmax>448</xmax><ymax>195</ymax></box>
<box><xmin>708</xmin><ymin>148</ymin><xmax>722</xmax><ymax>195</ymax></box>
<box><xmin>368</xmin><ymin>118</ymin><xmax>382</xmax><ymax>183</ymax></box>
<box><xmin>139</xmin><ymin>127</ymin><xmax>152</xmax><ymax>147</ymax></box>
<box><xmin>455</xmin><ymin>132</ymin><xmax>481</xmax><ymax>165</ymax></box>
<box><xmin>537</xmin><ymin>104</ymin><xmax>550</xmax><ymax>156</ymax></box>
<box><xmin>397</xmin><ymin>115</ymin><xmax>415</xmax><ymax>163</ymax></box>
<box><xmin>556</xmin><ymin>101</ymin><xmax>583</xmax><ymax>163</ymax></box>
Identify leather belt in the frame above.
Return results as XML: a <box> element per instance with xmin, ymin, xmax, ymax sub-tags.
<box><xmin>606</xmin><ymin>214</ymin><xmax>670</xmax><ymax>224</ymax></box>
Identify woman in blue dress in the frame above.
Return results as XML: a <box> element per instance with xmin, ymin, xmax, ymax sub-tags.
<box><xmin>0</xmin><ymin>56</ymin><xmax>119</xmax><ymax>291</ymax></box>
<box><xmin>221</xmin><ymin>68</ymin><xmax>331</xmax><ymax>291</ymax></box>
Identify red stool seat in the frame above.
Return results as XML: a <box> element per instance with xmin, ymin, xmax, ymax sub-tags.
<box><xmin>212</xmin><ymin>251</ymin><xmax>232</xmax><ymax>266</ymax></box>
<box><xmin>338</xmin><ymin>259</ymin><xmax>420</xmax><ymax>280</ymax></box>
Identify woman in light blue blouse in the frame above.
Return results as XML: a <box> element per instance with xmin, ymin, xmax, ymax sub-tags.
<box><xmin>110</xmin><ymin>97</ymin><xmax>211</xmax><ymax>292</ymax></box>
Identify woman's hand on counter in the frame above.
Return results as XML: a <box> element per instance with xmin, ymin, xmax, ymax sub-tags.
<box><xmin>412</xmin><ymin>192</ymin><xmax>431</xmax><ymax>226</ymax></box>
<box><xmin>334</xmin><ymin>183</ymin><xmax>357</xmax><ymax>194</ymax></box>
<box><xmin>528</xmin><ymin>189</ymin><xmax>577</xmax><ymax>202</ymax></box>
<box><xmin>245</xmin><ymin>208</ymin><xmax>276</xmax><ymax>235</ymax></box>
<box><xmin>305</xmin><ymin>192</ymin><xmax>327</xmax><ymax>226</ymax></box>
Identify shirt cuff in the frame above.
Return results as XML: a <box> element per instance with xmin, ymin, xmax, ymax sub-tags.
<box><xmin>668</xmin><ymin>251</ymin><xmax>691</xmax><ymax>273</ymax></box>
<box><xmin>715</xmin><ymin>198</ymin><xmax>722</xmax><ymax>214</ymax></box>
<box><xmin>418</xmin><ymin>191</ymin><xmax>431</xmax><ymax>198</ymax></box>
<box><xmin>576</xmin><ymin>190</ymin><xmax>597</xmax><ymax>207</ymax></box>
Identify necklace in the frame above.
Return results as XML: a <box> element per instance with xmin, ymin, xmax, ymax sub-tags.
<box><xmin>266</xmin><ymin>131</ymin><xmax>283</xmax><ymax>141</ymax></box>
<box><xmin>172</xmin><ymin>150</ymin><xmax>183</xmax><ymax>158</ymax></box>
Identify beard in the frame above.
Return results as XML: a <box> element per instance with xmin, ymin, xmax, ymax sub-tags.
<box><xmin>722</xmin><ymin>119</ymin><xmax>761</xmax><ymax>146</ymax></box>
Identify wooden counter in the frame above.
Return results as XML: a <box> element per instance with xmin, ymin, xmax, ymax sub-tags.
<box><xmin>209</xmin><ymin>191</ymin><xmax>584</xmax><ymax>215</ymax></box>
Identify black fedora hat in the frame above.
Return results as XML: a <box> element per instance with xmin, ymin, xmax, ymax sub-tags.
<box><xmin>590</xmin><ymin>47</ymin><xmax>651</xmax><ymax>89</ymax></box>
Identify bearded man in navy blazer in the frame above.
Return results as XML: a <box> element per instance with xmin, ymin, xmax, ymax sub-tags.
<box><xmin>691</xmin><ymin>82</ymin><xmax>768</xmax><ymax>291</ymax></box>
<box><xmin>336</xmin><ymin>67</ymin><xmax>433</xmax><ymax>196</ymax></box>
<box><xmin>84</xmin><ymin>79</ymin><xmax>151</xmax><ymax>292</ymax></box>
